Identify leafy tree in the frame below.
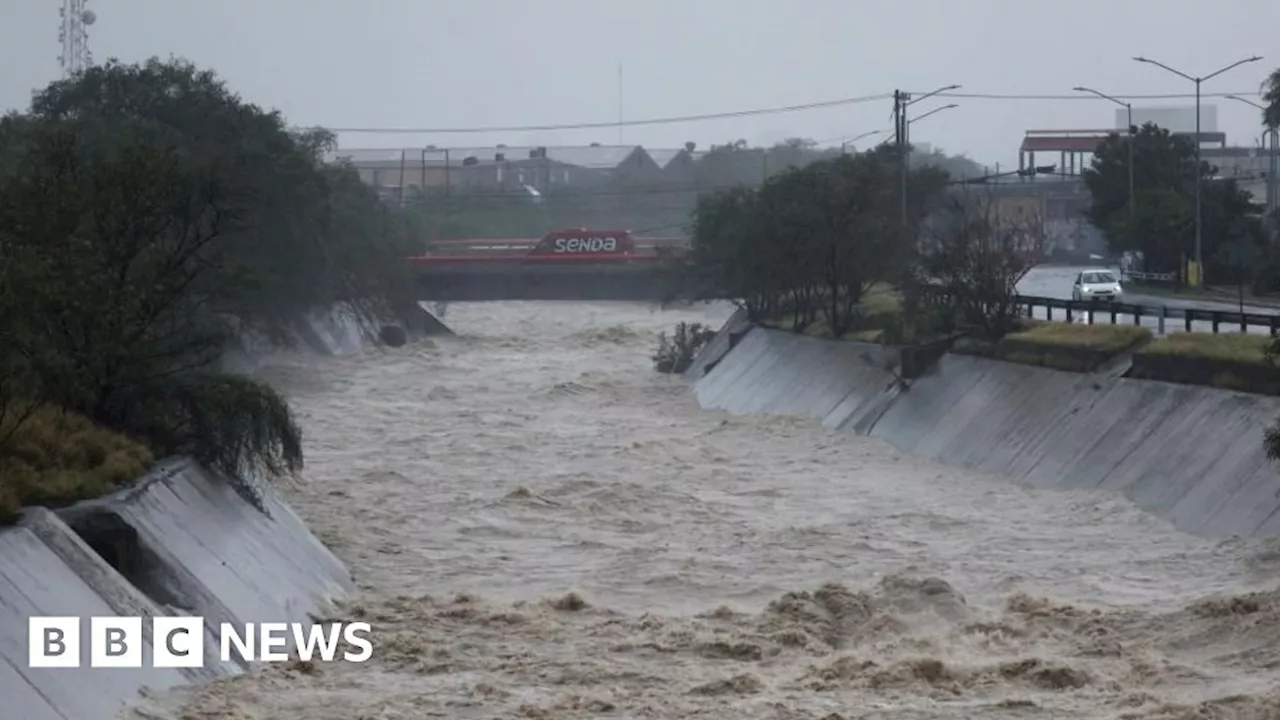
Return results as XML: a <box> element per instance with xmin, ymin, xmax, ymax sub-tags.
<box><xmin>917</xmin><ymin>191</ymin><xmax>1037</xmax><ymax>340</ymax></box>
<box><xmin>766</xmin><ymin>148</ymin><xmax>943</xmax><ymax>335</ymax></box>
<box><xmin>685</xmin><ymin>146</ymin><xmax>948</xmax><ymax>336</ymax></box>
<box><xmin>910</xmin><ymin>149</ymin><xmax>987</xmax><ymax>181</ymax></box>
<box><xmin>766</xmin><ymin>137</ymin><xmax>833</xmax><ymax>174</ymax></box>
<box><xmin>20</xmin><ymin>57</ymin><xmax>418</xmax><ymax>340</ymax></box>
<box><xmin>0</xmin><ymin>57</ymin><xmax>433</xmax><ymax>516</ymax></box>
<box><xmin>1083</xmin><ymin>122</ymin><xmax>1264</xmax><ymax>280</ymax></box>
<box><xmin>687</xmin><ymin>186</ymin><xmax>782</xmax><ymax>320</ymax></box>
<box><xmin>695</xmin><ymin>140</ymin><xmax>768</xmax><ymax>190</ymax></box>
<box><xmin>1083</xmin><ymin>124</ymin><xmax>1195</xmax><ymax>270</ymax></box>
<box><xmin>0</xmin><ymin>118</ymin><xmax>301</xmax><ymax>506</ymax></box>
<box><xmin>1264</xmin><ymin>67</ymin><xmax>1280</xmax><ymax>130</ymax></box>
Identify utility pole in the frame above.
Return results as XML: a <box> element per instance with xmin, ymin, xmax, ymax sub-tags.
<box><xmin>1224</xmin><ymin>95</ymin><xmax>1280</xmax><ymax>219</ymax></box>
<box><xmin>896</xmin><ymin>85</ymin><xmax>961</xmax><ymax>227</ymax></box>
<box><xmin>1073</xmin><ymin>87</ymin><xmax>1136</xmax><ymax>243</ymax></box>
<box><xmin>1272</xmin><ymin>128</ymin><xmax>1280</xmax><ymax>219</ymax></box>
<box><xmin>1134</xmin><ymin>55</ymin><xmax>1263</xmax><ymax>288</ymax></box>
<box><xmin>397</xmin><ymin>150</ymin><xmax>407</xmax><ymax>208</ymax></box>
<box><xmin>895</xmin><ymin>90</ymin><xmax>908</xmax><ymax>227</ymax></box>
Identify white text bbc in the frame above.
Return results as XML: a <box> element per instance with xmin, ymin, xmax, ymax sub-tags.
<box><xmin>28</xmin><ymin>616</ymin><xmax>373</xmax><ymax>668</ymax></box>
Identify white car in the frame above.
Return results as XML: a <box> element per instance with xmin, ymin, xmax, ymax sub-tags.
<box><xmin>1071</xmin><ymin>269</ymin><xmax>1123</xmax><ymax>301</ymax></box>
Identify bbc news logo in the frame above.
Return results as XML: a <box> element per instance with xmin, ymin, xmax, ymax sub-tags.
<box><xmin>28</xmin><ymin>616</ymin><xmax>373</xmax><ymax>668</ymax></box>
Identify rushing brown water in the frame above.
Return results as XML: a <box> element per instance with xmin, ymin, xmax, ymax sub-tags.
<box><xmin>124</xmin><ymin>300</ymin><xmax>1280</xmax><ymax>720</ymax></box>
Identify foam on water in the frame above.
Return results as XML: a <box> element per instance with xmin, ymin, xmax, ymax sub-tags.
<box><xmin>124</xmin><ymin>300</ymin><xmax>1280</xmax><ymax>720</ymax></box>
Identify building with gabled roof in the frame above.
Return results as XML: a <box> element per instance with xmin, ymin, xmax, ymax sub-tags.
<box><xmin>648</xmin><ymin>147</ymin><xmax>706</xmax><ymax>184</ymax></box>
<box><xmin>647</xmin><ymin>148</ymin><xmax>687</xmax><ymax>168</ymax></box>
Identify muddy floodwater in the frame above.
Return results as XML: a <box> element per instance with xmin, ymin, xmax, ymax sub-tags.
<box><xmin>125</xmin><ymin>301</ymin><xmax>1280</xmax><ymax>719</ymax></box>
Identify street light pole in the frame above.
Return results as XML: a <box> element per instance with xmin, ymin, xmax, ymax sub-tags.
<box><xmin>910</xmin><ymin>103</ymin><xmax>959</xmax><ymax>126</ymax></box>
<box><xmin>1134</xmin><ymin>55</ymin><xmax>1263</xmax><ymax>287</ymax></box>
<box><xmin>897</xmin><ymin>85</ymin><xmax>960</xmax><ymax>226</ymax></box>
<box><xmin>841</xmin><ymin>129</ymin><xmax>880</xmax><ymax>154</ymax></box>
<box><xmin>1073</xmin><ymin>87</ymin><xmax>1135</xmax><ymax>237</ymax></box>
<box><xmin>901</xmin><ymin>102</ymin><xmax>957</xmax><ymax>227</ymax></box>
<box><xmin>1224</xmin><ymin>94</ymin><xmax>1280</xmax><ymax>217</ymax></box>
<box><xmin>895</xmin><ymin>90</ymin><xmax>907</xmax><ymax>226</ymax></box>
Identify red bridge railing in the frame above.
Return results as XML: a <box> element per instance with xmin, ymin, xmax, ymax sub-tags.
<box><xmin>407</xmin><ymin>252</ymin><xmax>671</xmax><ymax>265</ymax></box>
<box><xmin>408</xmin><ymin>229</ymin><xmax>688</xmax><ymax>266</ymax></box>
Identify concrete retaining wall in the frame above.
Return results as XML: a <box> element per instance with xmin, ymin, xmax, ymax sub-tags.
<box><xmin>693</xmin><ymin>328</ymin><xmax>902</xmax><ymax>433</ymax></box>
<box><xmin>692</xmin><ymin>326</ymin><xmax>1280</xmax><ymax>537</ymax></box>
<box><xmin>1</xmin><ymin>458</ymin><xmax>352</xmax><ymax>720</ymax></box>
<box><xmin>220</xmin><ymin>301</ymin><xmax>452</xmax><ymax>374</ymax></box>
<box><xmin>0</xmin><ymin>509</ymin><xmax>191</xmax><ymax>720</ymax></box>
<box><xmin>682</xmin><ymin>308</ymin><xmax>750</xmax><ymax>380</ymax></box>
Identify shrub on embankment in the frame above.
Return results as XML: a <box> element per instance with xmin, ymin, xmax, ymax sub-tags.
<box><xmin>0</xmin><ymin>406</ymin><xmax>154</xmax><ymax>524</ymax></box>
<box><xmin>652</xmin><ymin>322</ymin><xmax>717</xmax><ymax>373</ymax></box>
<box><xmin>0</xmin><ymin>58</ymin><xmax>418</xmax><ymax>521</ymax></box>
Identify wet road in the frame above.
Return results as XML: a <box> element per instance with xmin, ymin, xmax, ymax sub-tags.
<box><xmin>1019</xmin><ymin>265</ymin><xmax>1279</xmax><ymax>335</ymax></box>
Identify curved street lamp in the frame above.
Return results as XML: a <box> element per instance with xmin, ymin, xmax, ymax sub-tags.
<box><xmin>1133</xmin><ymin>55</ymin><xmax>1263</xmax><ymax>286</ymax></box>
<box><xmin>1223</xmin><ymin>94</ymin><xmax>1279</xmax><ymax>216</ymax></box>
<box><xmin>841</xmin><ymin>129</ymin><xmax>881</xmax><ymax>154</ymax></box>
<box><xmin>1074</xmin><ymin>87</ymin><xmax>1135</xmax><ymax>235</ymax></box>
<box><xmin>897</xmin><ymin>86</ymin><xmax>960</xmax><ymax>225</ymax></box>
<box><xmin>909</xmin><ymin>103</ymin><xmax>959</xmax><ymax>126</ymax></box>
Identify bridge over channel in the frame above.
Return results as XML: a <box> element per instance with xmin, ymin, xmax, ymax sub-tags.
<box><xmin>408</xmin><ymin>228</ymin><xmax>689</xmax><ymax>301</ymax></box>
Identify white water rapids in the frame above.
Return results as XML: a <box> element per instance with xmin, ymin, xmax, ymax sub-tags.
<box><xmin>125</xmin><ymin>300</ymin><xmax>1280</xmax><ymax>719</ymax></box>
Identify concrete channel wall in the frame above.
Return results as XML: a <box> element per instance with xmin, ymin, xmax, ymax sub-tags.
<box><xmin>1</xmin><ymin>460</ymin><xmax>354</xmax><ymax>720</ymax></box>
<box><xmin>220</xmin><ymin>301</ymin><xmax>453</xmax><ymax>374</ymax></box>
<box><xmin>0</xmin><ymin>303</ymin><xmax>451</xmax><ymax>719</ymax></box>
<box><xmin>693</xmin><ymin>323</ymin><xmax>1280</xmax><ymax>537</ymax></box>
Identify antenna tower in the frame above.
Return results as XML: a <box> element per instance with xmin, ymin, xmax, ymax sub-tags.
<box><xmin>58</xmin><ymin>0</ymin><xmax>95</xmax><ymax>77</ymax></box>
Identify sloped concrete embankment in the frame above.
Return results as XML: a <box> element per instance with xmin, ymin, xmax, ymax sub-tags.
<box><xmin>682</xmin><ymin>307</ymin><xmax>751</xmax><ymax>380</ymax></box>
<box><xmin>0</xmin><ymin>458</ymin><xmax>353</xmax><ymax>720</ymax></box>
<box><xmin>220</xmin><ymin>300</ymin><xmax>453</xmax><ymax>374</ymax></box>
<box><xmin>693</xmin><ymin>324</ymin><xmax>1280</xmax><ymax>537</ymax></box>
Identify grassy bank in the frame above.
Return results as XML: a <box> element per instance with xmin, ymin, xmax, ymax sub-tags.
<box><xmin>955</xmin><ymin>322</ymin><xmax>1151</xmax><ymax>372</ymax></box>
<box><xmin>1131</xmin><ymin>333</ymin><xmax>1280</xmax><ymax>394</ymax></box>
<box><xmin>955</xmin><ymin>323</ymin><xmax>1280</xmax><ymax>394</ymax></box>
<box><xmin>1140</xmin><ymin>332</ymin><xmax>1270</xmax><ymax>364</ymax></box>
<box><xmin>0</xmin><ymin>406</ymin><xmax>154</xmax><ymax>524</ymax></box>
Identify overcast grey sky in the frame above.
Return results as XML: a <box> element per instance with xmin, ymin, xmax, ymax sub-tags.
<box><xmin>2</xmin><ymin>0</ymin><xmax>1278</xmax><ymax>167</ymax></box>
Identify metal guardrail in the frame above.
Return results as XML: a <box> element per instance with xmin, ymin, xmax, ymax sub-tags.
<box><xmin>1120</xmin><ymin>270</ymin><xmax>1177</xmax><ymax>283</ymax></box>
<box><xmin>1013</xmin><ymin>293</ymin><xmax>1280</xmax><ymax>335</ymax></box>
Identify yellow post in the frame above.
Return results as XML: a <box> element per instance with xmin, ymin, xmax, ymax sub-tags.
<box><xmin>1187</xmin><ymin>259</ymin><xmax>1201</xmax><ymax>288</ymax></box>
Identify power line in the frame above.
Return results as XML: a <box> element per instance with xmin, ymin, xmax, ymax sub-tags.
<box><xmin>406</xmin><ymin>180</ymin><xmax>769</xmax><ymax>201</ymax></box>
<box><xmin>321</xmin><ymin>93</ymin><xmax>894</xmax><ymax>134</ymax></box>
<box><xmin>913</xmin><ymin>90</ymin><xmax>1264</xmax><ymax>101</ymax></box>
<box><xmin>321</xmin><ymin>88</ymin><xmax>1271</xmax><ymax>137</ymax></box>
